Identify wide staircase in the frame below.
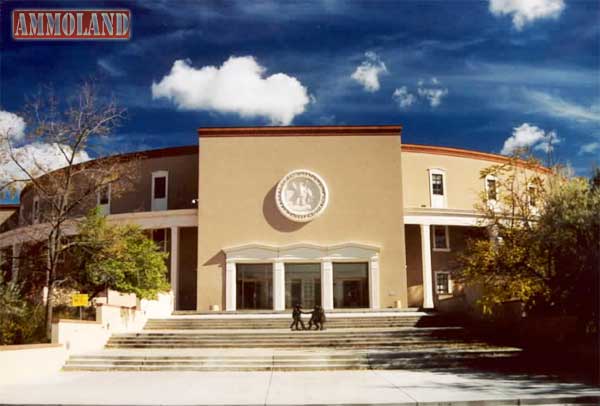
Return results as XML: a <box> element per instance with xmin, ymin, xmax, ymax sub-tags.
<box><xmin>63</xmin><ymin>312</ymin><xmax>522</xmax><ymax>372</ymax></box>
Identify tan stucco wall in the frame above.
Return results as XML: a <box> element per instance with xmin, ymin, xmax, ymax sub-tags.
<box><xmin>197</xmin><ymin>135</ymin><xmax>407</xmax><ymax>311</ymax></box>
<box><xmin>401</xmin><ymin>152</ymin><xmax>496</xmax><ymax>210</ymax></box>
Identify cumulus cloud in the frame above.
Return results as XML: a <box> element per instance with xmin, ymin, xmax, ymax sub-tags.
<box><xmin>579</xmin><ymin>142</ymin><xmax>600</xmax><ymax>155</ymax></box>
<box><xmin>392</xmin><ymin>87</ymin><xmax>416</xmax><ymax>108</ymax></box>
<box><xmin>0</xmin><ymin>110</ymin><xmax>26</xmax><ymax>141</ymax></box>
<box><xmin>501</xmin><ymin>123</ymin><xmax>559</xmax><ymax>155</ymax></box>
<box><xmin>351</xmin><ymin>51</ymin><xmax>388</xmax><ymax>92</ymax></box>
<box><xmin>0</xmin><ymin>143</ymin><xmax>90</xmax><ymax>193</ymax></box>
<box><xmin>417</xmin><ymin>78</ymin><xmax>448</xmax><ymax>107</ymax></box>
<box><xmin>0</xmin><ymin>112</ymin><xmax>90</xmax><ymax>195</ymax></box>
<box><xmin>489</xmin><ymin>0</ymin><xmax>565</xmax><ymax>30</ymax></box>
<box><xmin>151</xmin><ymin>56</ymin><xmax>311</xmax><ymax>125</ymax></box>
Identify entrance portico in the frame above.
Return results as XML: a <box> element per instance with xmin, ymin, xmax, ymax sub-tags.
<box><xmin>223</xmin><ymin>243</ymin><xmax>380</xmax><ymax>312</ymax></box>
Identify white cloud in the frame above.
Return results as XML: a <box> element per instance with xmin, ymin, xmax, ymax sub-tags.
<box><xmin>501</xmin><ymin>123</ymin><xmax>558</xmax><ymax>155</ymax></box>
<box><xmin>417</xmin><ymin>78</ymin><xmax>448</xmax><ymax>108</ymax></box>
<box><xmin>579</xmin><ymin>142</ymin><xmax>600</xmax><ymax>155</ymax></box>
<box><xmin>0</xmin><ymin>111</ymin><xmax>26</xmax><ymax>141</ymax></box>
<box><xmin>1</xmin><ymin>142</ymin><xmax>90</xmax><ymax>193</ymax></box>
<box><xmin>151</xmin><ymin>56</ymin><xmax>311</xmax><ymax>125</ymax></box>
<box><xmin>392</xmin><ymin>87</ymin><xmax>416</xmax><ymax>108</ymax></box>
<box><xmin>351</xmin><ymin>51</ymin><xmax>388</xmax><ymax>92</ymax></box>
<box><xmin>489</xmin><ymin>0</ymin><xmax>565</xmax><ymax>30</ymax></box>
<box><xmin>524</xmin><ymin>90</ymin><xmax>600</xmax><ymax>123</ymax></box>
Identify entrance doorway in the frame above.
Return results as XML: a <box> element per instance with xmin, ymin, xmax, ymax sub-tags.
<box><xmin>236</xmin><ymin>263</ymin><xmax>273</xmax><ymax>310</ymax></box>
<box><xmin>285</xmin><ymin>263</ymin><xmax>321</xmax><ymax>309</ymax></box>
<box><xmin>333</xmin><ymin>262</ymin><xmax>369</xmax><ymax>308</ymax></box>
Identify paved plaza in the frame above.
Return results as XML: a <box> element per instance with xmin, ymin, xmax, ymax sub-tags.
<box><xmin>1</xmin><ymin>369</ymin><xmax>599</xmax><ymax>405</ymax></box>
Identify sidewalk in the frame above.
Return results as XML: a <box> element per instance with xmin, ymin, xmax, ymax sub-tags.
<box><xmin>0</xmin><ymin>369</ymin><xmax>598</xmax><ymax>405</ymax></box>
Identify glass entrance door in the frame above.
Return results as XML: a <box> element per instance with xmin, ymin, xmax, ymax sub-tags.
<box><xmin>333</xmin><ymin>262</ymin><xmax>369</xmax><ymax>308</ymax></box>
<box><xmin>285</xmin><ymin>263</ymin><xmax>321</xmax><ymax>309</ymax></box>
<box><xmin>236</xmin><ymin>263</ymin><xmax>273</xmax><ymax>310</ymax></box>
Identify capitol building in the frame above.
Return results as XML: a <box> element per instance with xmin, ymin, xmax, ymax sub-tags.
<box><xmin>0</xmin><ymin>125</ymin><xmax>534</xmax><ymax>313</ymax></box>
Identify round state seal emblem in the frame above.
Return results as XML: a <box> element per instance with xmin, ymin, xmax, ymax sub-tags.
<box><xmin>275</xmin><ymin>170</ymin><xmax>329</xmax><ymax>222</ymax></box>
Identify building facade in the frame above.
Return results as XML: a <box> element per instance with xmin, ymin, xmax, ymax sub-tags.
<box><xmin>0</xmin><ymin>125</ymin><xmax>539</xmax><ymax>312</ymax></box>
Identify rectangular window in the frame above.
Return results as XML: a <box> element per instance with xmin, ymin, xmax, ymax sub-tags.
<box><xmin>432</xmin><ymin>174</ymin><xmax>444</xmax><ymax>195</ymax></box>
<box><xmin>432</xmin><ymin>225</ymin><xmax>450</xmax><ymax>251</ymax></box>
<box><xmin>97</xmin><ymin>184</ymin><xmax>111</xmax><ymax>215</ymax></box>
<box><xmin>154</xmin><ymin>177</ymin><xmax>166</xmax><ymax>199</ymax></box>
<box><xmin>486</xmin><ymin>179</ymin><xmax>497</xmax><ymax>201</ymax></box>
<box><xmin>98</xmin><ymin>186</ymin><xmax>110</xmax><ymax>205</ymax></box>
<box><xmin>333</xmin><ymin>262</ymin><xmax>369</xmax><ymax>308</ymax></box>
<box><xmin>528</xmin><ymin>186</ymin><xmax>536</xmax><ymax>207</ymax></box>
<box><xmin>32</xmin><ymin>197</ymin><xmax>40</xmax><ymax>223</ymax></box>
<box><xmin>435</xmin><ymin>272</ymin><xmax>451</xmax><ymax>295</ymax></box>
<box><xmin>151</xmin><ymin>170</ymin><xmax>168</xmax><ymax>211</ymax></box>
<box><xmin>152</xmin><ymin>228</ymin><xmax>169</xmax><ymax>252</ymax></box>
<box><xmin>285</xmin><ymin>263</ymin><xmax>321</xmax><ymax>309</ymax></box>
<box><xmin>236</xmin><ymin>263</ymin><xmax>273</xmax><ymax>310</ymax></box>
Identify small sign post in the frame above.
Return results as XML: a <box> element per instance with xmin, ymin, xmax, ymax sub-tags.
<box><xmin>71</xmin><ymin>293</ymin><xmax>89</xmax><ymax>320</ymax></box>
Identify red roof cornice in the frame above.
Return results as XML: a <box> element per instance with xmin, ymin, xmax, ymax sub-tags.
<box><xmin>198</xmin><ymin>125</ymin><xmax>402</xmax><ymax>138</ymax></box>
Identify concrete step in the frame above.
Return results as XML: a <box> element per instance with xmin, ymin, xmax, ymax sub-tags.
<box><xmin>143</xmin><ymin>315</ymin><xmax>456</xmax><ymax>330</ymax></box>
<box><xmin>63</xmin><ymin>349</ymin><xmax>520</xmax><ymax>372</ymax></box>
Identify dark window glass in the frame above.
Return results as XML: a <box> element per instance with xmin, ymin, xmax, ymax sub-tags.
<box><xmin>433</xmin><ymin>226</ymin><xmax>448</xmax><ymax>249</ymax></box>
<box><xmin>432</xmin><ymin>174</ymin><xmax>444</xmax><ymax>195</ymax></box>
<box><xmin>154</xmin><ymin>176</ymin><xmax>166</xmax><ymax>199</ymax></box>
<box><xmin>236</xmin><ymin>263</ymin><xmax>273</xmax><ymax>310</ymax></box>
<box><xmin>333</xmin><ymin>262</ymin><xmax>369</xmax><ymax>308</ymax></box>
<box><xmin>32</xmin><ymin>199</ymin><xmax>39</xmax><ymax>221</ymax></box>
<box><xmin>529</xmin><ymin>186</ymin><xmax>536</xmax><ymax>207</ymax></box>
<box><xmin>152</xmin><ymin>228</ymin><xmax>169</xmax><ymax>252</ymax></box>
<box><xmin>99</xmin><ymin>186</ymin><xmax>110</xmax><ymax>205</ymax></box>
<box><xmin>436</xmin><ymin>273</ymin><xmax>450</xmax><ymax>294</ymax></box>
<box><xmin>285</xmin><ymin>263</ymin><xmax>321</xmax><ymax>309</ymax></box>
<box><xmin>487</xmin><ymin>179</ymin><xmax>497</xmax><ymax>201</ymax></box>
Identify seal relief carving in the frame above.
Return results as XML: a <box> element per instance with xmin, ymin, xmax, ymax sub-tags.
<box><xmin>275</xmin><ymin>170</ymin><xmax>329</xmax><ymax>222</ymax></box>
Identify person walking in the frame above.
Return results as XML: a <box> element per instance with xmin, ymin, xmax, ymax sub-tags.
<box><xmin>290</xmin><ymin>304</ymin><xmax>306</xmax><ymax>331</ymax></box>
<box><xmin>308</xmin><ymin>305</ymin><xmax>326</xmax><ymax>330</ymax></box>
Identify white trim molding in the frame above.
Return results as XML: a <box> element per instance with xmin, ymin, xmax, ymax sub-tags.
<box><xmin>223</xmin><ymin>242</ymin><xmax>381</xmax><ymax>311</ymax></box>
<box><xmin>151</xmin><ymin>170</ymin><xmax>169</xmax><ymax>211</ymax></box>
<box><xmin>97</xmin><ymin>184</ymin><xmax>112</xmax><ymax>216</ymax></box>
<box><xmin>0</xmin><ymin>209</ymin><xmax>197</xmax><ymax>249</ymax></box>
<box><xmin>428</xmin><ymin>168</ymin><xmax>447</xmax><ymax>209</ymax></box>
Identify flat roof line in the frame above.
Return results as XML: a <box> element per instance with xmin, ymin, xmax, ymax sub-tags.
<box><xmin>198</xmin><ymin>125</ymin><xmax>402</xmax><ymax>138</ymax></box>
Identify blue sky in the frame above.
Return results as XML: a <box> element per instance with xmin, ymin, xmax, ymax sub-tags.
<box><xmin>1</xmin><ymin>0</ymin><xmax>598</xmax><ymax>193</ymax></box>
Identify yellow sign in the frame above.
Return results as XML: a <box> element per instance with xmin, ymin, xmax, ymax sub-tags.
<box><xmin>71</xmin><ymin>293</ymin><xmax>89</xmax><ymax>307</ymax></box>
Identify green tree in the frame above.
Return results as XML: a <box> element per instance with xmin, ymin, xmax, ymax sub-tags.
<box><xmin>0</xmin><ymin>271</ymin><xmax>44</xmax><ymax>345</ymax></box>
<box><xmin>457</xmin><ymin>154</ymin><xmax>600</xmax><ymax>332</ymax></box>
<box><xmin>70</xmin><ymin>209</ymin><xmax>170</xmax><ymax>301</ymax></box>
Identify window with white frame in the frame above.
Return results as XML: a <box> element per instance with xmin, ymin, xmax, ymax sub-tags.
<box><xmin>428</xmin><ymin>169</ymin><xmax>447</xmax><ymax>208</ymax></box>
<box><xmin>151</xmin><ymin>170</ymin><xmax>168</xmax><ymax>211</ymax></box>
<box><xmin>97</xmin><ymin>184</ymin><xmax>111</xmax><ymax>216</ymax></box>
<box><xmin>435</xmin><ymin>271</ymin><xmax>452</xmax><ymax>295</ymax></box>
<box><xmin>432</xmin><ymin>225</ymin><xmax>450</xmax><ymax>251</ymax></box>
<box><xmin>32</xmin><ymin>196</ymin><xmax>40</xmax><ymax>224</ymax></box>
<box><xmin>528</xmin><ymin>185</ymin><xmax>537</xmax><ymax>208</ymax></box>
<box><xmin>485</xmin><ymin>175</ymin><xmax>497</xmax><ymax>202</ymax></box>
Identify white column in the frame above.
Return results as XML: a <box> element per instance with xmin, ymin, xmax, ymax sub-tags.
<box><xmin>273</xmin><ymin>260</ymin><xmax>285</xmax><ymax>311</ymax></box>
<box><xmin>225</xmin><ymin>261</ymin><xmax>236</xmax><ymax>311</ymax></box>
<box><xmin>321</xmin><ymin>260</ymin><xmax>334</xmax><ymax>310</ymax></box>
<box><xmin>369</xmin><ymin>255</ymin><xmax>380</xmax><ymax>309</ymax></box>
<box><xmin>420</xmin><ymin>224</ymin><xmax>434</xmax><ymax>309</ymax></box>
<box><xmin>11</xmin><ymin>243</ymin><xmax>20</xmax><ymax>282</ymax></box>
<box><xmin>170</xmin><ymin>227</ymin><xmax>179</xmax><ymax>310</ymax></box>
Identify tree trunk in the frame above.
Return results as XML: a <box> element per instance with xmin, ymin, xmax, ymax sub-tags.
<box><xmin>44</xmin><ymin>282</ymin><xmax>54</xmax><ymax>340</ymax></box>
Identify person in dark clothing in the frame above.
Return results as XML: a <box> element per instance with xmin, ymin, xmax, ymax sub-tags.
<box><xmin>308</xmin><ymin>305</ymin><xmax>327</xmax><ymax>330</ymax></box>
<box><xmin>290</xmin><ymin>304</ymin><xmax>306</xmax><ymax>331</ymax></box>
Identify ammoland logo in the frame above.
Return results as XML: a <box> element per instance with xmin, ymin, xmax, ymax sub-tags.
<box><xmin>12</xmin><ymin>9</ymin><xmax>131</xmax><ymax>40</ymax></box>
